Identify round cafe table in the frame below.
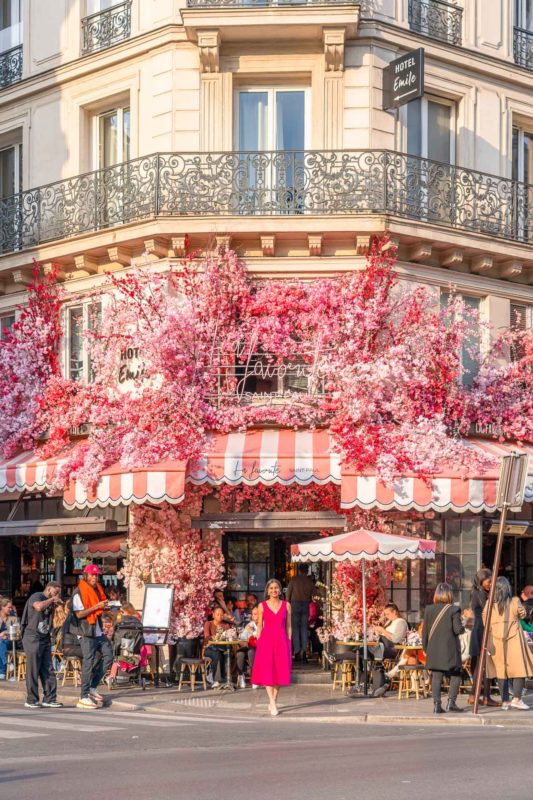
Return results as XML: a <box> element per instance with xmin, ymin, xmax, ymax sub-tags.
<box><xmin>207</xmin><ymin>640</ymin><xmax>242</xmax><ymax>691</ymax></box>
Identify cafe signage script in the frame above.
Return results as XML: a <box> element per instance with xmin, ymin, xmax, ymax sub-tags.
<box><xmin>383</xmin><ymin>48</ymin><xmax>424</xmax><ymax>110</ymax></box>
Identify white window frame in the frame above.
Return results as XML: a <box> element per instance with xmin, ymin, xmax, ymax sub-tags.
<box><xmin>234</xmin><ymin>86</ymin><xmax>311</xmax><ymax>151</ymax></box>
<box><xmin>402</xmin><ymin>94</ymin><xmax>456</xmax><ymax>164</ymax></box>
<box><xmin>92</xmin><ymin>105</ymin><xmax>130</xmax><ymax>170</ymax></box>
<box><xmin>0</xmin><ymin>141</ymin><xmax>22</xmax><ymax>197</ymax></box>
<box><xmin>63</xmin><ymin>300</ymin><xmax>102</xmax><ymax>383</ymax></box>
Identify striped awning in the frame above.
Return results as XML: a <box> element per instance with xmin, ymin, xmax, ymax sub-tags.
<box><xmin>341</xmin><ymin>439</ymin><xmax>533</xmax><ymax>513</ymax></box>
<box><xmin>0</xmin><ymin>431</ymin><xmax>531</xmax><ymax>514</ymax></box>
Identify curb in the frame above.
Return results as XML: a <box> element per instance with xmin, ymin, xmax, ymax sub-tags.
<box><xmin>0</xmin><ymin>686</ymin><xmax>144</xmax><ymax>712</ymax></box>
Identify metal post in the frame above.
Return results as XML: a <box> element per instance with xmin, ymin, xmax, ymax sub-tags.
<box><xmin>471</xmin><ymin>452</ymin><xmax>528</xmax><ymax>714</ymax></box>
<box><xmin>362</xmin><ymin>558</ymin><xmax>368</xmax><ymax>695</ymax></box>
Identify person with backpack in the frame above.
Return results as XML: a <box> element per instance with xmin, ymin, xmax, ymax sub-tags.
<box><xmin>72</xmin><ymin>564</ymin><xmax>113</xmax><ymax>709</ymax></box>
<box><xmin>20</xmin><ymin>580</ymin><xmax>63</xmax><ymax>708</ymax></box>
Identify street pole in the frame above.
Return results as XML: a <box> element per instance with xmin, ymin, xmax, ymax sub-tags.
<box><xmin>472</xmin><ymin>452</ymin><xmax>529</xmax><ymax>715</ymax></box>
<box><xmin>362</xmin><ymin>558</ymin><xmax>368</xmax><ymax>695</ymax></box>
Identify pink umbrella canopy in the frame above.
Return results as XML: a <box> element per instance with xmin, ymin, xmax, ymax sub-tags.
<box><xmin>291</xmin><ymin>528</ymin><xmax>436</xmax><ymax>563</ymax></box>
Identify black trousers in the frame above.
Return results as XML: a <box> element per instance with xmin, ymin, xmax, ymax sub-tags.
<box><xmin>80</xmin><ymin>635</ymin><xmax>114</xmax><ymax>699</ymax></box>
<box><xmin>22</xmin><ymin>634</ymin><xmax>57</xmax><ymax>705</ymax></box>
<box><xmin>431</xmin><ymin>668</ymin><xmax>461</xmax><ymax>703</ymax></box>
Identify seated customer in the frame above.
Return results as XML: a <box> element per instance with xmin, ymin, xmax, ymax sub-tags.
<box><xmin>240</xmin><ymin>593</ymin><xmax>259</xmax><ymax>625</ymax></box>
<box><xmin>225</xmin><ymin>597</ymin><xmax>242</xmax><ymax>626</ymax></box>
<box><xmin>212</xmin><ymin>590</ymin><xmax>235</xmax><ymax>624</ymax></box>
<box><xmin>235</xmin><ymin>606</ymin><xmax>259</xmax><ymax>688</ymax></box>
<box><xmin>203</xmin><ymin>607</ymin><xmax>230</xmax><ymax>688</ymax></box>
<box><xmin>373</xmin><ymin>604</ymin><xmax>408</xmax><ymax>660</ymax></box>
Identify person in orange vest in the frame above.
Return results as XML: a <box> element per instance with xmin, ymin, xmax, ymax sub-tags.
<box><xmin>71</xmin><ymin>564</ymin><xmax>113</xmax><ymax>709</ymax></box>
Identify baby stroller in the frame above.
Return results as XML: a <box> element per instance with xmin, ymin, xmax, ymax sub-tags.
<box><xmin>106</xmin><ymin>616</ymin><xmax>147</xmax><ymax>691</ymax></box>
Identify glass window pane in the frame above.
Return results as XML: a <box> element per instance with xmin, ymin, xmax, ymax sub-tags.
<box><xmin>407</xmin><ymin>98</ymin><xmax>422</xmax><ymax>157</ymax></box>
<box><xmin>68</xmin><ymin>306</ymin><xmax>84</xmax><ymax>382</ymax></box>
<box><xmin>523</xmin><ymin>132</ymin><xmax>533</xmax><ymax>185</ymax></box>
<box><xmin>445</xmin><ymin>519</ymin><xmax>461</xmax><ymax>553</ymax></box>
<box><xmin>249</xmin><ymin>539</ymin><xmax>270</xmax><ymax>560</ymax></box>
<box><xmin>0</xmin><ymin>313</ymin><xmax>15</xmax><ymax>341</ymax></box>
<box><xmin>231</xmin><ymin>564</ymin><xmax>248</xmax><ymax>593</ymax></box>
<box><xmin>512</xmin><ymin>127</ymin><xmax>519</xmax><ymax>182</ymax></box>
<box><xmin>249</xmin><ymin>563</ymin><xmax>267</xmax><ymax>591</ymax></box>
<box><xmin>123</xmin><ymin>108</ymin><xmax>131</xmax><ymax>162</ymax></box>
<box><xmin>462</xmin><ymin>296</ymin><xmax>480</xmax><ymax>385</ymax></box>
<box><xmin>239</xmin><ymin>92</ymin><xmax>268</xmax><ymax>150</ymax></box>
<box><xmin>99</xmin><ymin>112</ymin><xmax>119</xmax><ymax>168</ymax></box>
<box><xmin>228</xmin><ymin>539</ymin><xmax>247</xmax><ymax>561</ymax></box>
<box><xmin>276</xmin><ymin>91</ymin><xmax>305</xmax><ymax>151</ymax></box>
<box><xmin>461</xmin><ymin>519</ymin><xmax>480</xmax><ymax>554</ymax></box>
<box><xmin>427</xmin><ymin>101</ymin><xmax>452</xmax><ymax>164</ymax></box>
<box><xmin>0</xmin><ymin>147</ymin><xmax>15</xmax><ymax>199</ymax></box>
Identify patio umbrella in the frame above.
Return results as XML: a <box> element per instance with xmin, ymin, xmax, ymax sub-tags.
<box><xmin>71</xmin><ymin>534</ymin><xmax>127</xmax><ymax>560</ymax></box>
<box><xmin>291</xmin><ymin>529</ymin><xmax>436</xmax><ymax>671</ymax></box>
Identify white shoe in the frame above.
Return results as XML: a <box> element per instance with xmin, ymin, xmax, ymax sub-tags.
<box><xmin>89</xmin><ymin>688</ymin><xmax>104</xmax><ymax>702</ymax></box>
<box><xmin>77</xmin><ymin>696</ymin><xmax>99</xmax><ymax>709</ymax></box>
<box><xmin>211</xmin><ymin>681</ymin><xmax>220</xmax><ymax>689</ymax></box>
<box><xmin>252</xmin><ymin>684</ymin><xmax>259</xmax><ymax>689</ymax></box>
<box><xmin>501</xmin><ymin>702</ymin><xmax>510</xmax><ymax>711</ymax></box>
<box><xmin>24</xmin><ymin>702</ymin><xmax>41</xmax><ymax>709</ymax></box>
<box><xmin>238</xmin><ymin>675</ymin><xmax>246</xmax><ymax>689</ymax></box>
<box><xmin>510</xmin><ymin>698</ymin><xmax>529</xmax><ymax>711</ymax></box>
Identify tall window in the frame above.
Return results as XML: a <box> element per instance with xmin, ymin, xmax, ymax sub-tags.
<box><xmin>235</xmin><ymin>87</ymin><xmax>308</xmax><ymax>214</ymax></box>
<box><xmin>516</xmin><ymin>0</ymin><xmax>533</xmax><ymax>30</ymax></box>
<box><xmin>0</xmin><ymin>311</ymin><xmax>15</xmax><ymax>341</ymax></box>
<box><xmin>0</xmin><ymin>143</ymin><xmax>22</xmax><ymax>252</ymax></box>
<box><xmin>95</xmin><ymin>106</ymin><xmax>131</xmax><ymax>169</ymax></box>
<box><xmin>444</xmin><ymin>518</ymin><xmax>481</xmax><ymax>609</ymax></box>
<box><xmin>86</xmin><ymin>0</ymin><xmax>117</xmax><ymax>13</ymax></box>
<box><xmin>510</xmin><ymin>302</ymin><xmax>532</xmax><ymax>362</ymax></box>
<box><xmin>512</xmin><ymin>126</ymin><xmax>533</xmax><ymax>239</ymax></box>
<box><xmin>0</xmin><ymin>143</ymin><xmax>21</xmax><ymax>198</ymax></box>
<box><xmin>65</xmin><ymin>301</ymin><xmax>102</xmax><ymax>383</ymax></box>
<box><xmin>441</xmin><ymin>291</ymin><xmax>482</xmax><ymax>386</ymax></box>
<box><xmin>0</xmin><ymin>0</ymin><xmax>21</xmax><ymax>53</ymax></box>
<box><xmin>406</xmin><ymin>95</ymin><xmax>455</xmax><ymax>164</ymax></box>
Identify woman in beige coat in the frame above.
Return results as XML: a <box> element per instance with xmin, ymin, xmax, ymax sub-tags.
<box><xmin>483</xmin><ymin>577</ymin><xmax>533</xmax><ymax>711</ymax></box>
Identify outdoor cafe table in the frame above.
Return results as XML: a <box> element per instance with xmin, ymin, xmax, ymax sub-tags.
<box><xmin>207</xmin><ymin>640</ymin><xmax>242</xmax><ymax>691</ymax></box>
<box><xmin>335</xmin><ymin>641</ymin><xmax>379</xmax><ymax>691</ymax></box>
<box><xmin>394</xmin><ymin>644</ymin><xmax>425</xmax><ymax>665</ymax></box>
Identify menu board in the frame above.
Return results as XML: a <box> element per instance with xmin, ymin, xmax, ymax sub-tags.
<box><xmin>141</xmin><ymin>583</ymin><xmax>174</xmax><ymax>630</ymax></box>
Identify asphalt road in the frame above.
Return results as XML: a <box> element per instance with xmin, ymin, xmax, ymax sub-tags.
<box><xmin>0</xmin><ymin>701</ymin><xmax>532</xmax><ymax>800</ymax></box>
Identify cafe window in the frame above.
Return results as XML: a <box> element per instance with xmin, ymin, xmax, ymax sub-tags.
<box><xmin>225</xmin><ymin>535</ymin><xmax>271</xmax><ymax>600</ymax></box>
<box><xmin>441</xmin><ymin>291</ymin><xmax>482</xmax><ymax>386</ymax></box>
<box><xmin>444</xmin><ymin>517</ymin><xmax>481</xmax><ymax>609</ymax></box>
<box><xmin>0</xmin><ymin>311</ymin><xmax>15</xmax><ymax>341</ymax></box>
<box><xmin>64</xmin><ymin>300</ymin><xmax>102</xmax><ymax>383</ymax></box>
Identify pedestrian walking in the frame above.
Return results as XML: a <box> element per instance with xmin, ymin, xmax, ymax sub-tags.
<box><xmin>468</xmin><ymin>568</ymin><xmax>500</xmax><ymax>707</ymax></box>
<box><xmin>20</xmin><ymin>581</ymin><xmax>63</xmax><ymax>708</ymax></box>
<box><xmin>286</xmin><ymin>565</ymin><xmax>314</xmax><ymax>662</ymax></box>
<box><xmin>72</xmin><ymin>564</ymin><xmax>113</xmax><ymax>709</ymax></box>
<box><xmin>251</xmin><ymin>579</ymin><xmax>292</xmax><ymax>716</ymax></box>
<box><xmin>422</xmin><ymin>582</ymin><xmax>465</xmax><ymax>714</ymax></box>
<box><xmin>483</xmin><ymin>577</ymin><xmax>533</xmax><ymax>711</ymax></box>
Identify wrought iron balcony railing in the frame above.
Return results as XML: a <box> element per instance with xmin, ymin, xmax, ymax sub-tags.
<box><xmin>514</xmin><ymin>26</ymin><xmax>533</xmax><ymax>70</ymax></box>
<box><xmin>0</xmin><ymin>45</ymin><xmax>23</xmax><ymax>89</ymax></box>
<box><xmin>186</xmin><ymin>0</ymin><xmax>356</xmax><ymax>6</ymax></box>
<box><xmin>81</xmin><ymin>0</ymin><xmax>132</xmax><ymax>55</ymax></box>
<box><xmin>408</xmin><ymin>0</ymin><xmax>462</xmax><ymax>46</ymax></box>
<box><xmin>1</xmin><ymin>150</ymin><xmax>533</xmax><ymax>255</ymax></box>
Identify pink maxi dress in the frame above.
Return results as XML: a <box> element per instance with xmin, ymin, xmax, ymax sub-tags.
<box><xmin>251</xmin><ymin>600</ymin><xmax>292</xmax><ymax>687</ymax></box>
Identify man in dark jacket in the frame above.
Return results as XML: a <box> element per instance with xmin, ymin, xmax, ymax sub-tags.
<box><xmin>21</xmin><ymin>581</ymin><xmax>63</xmax><ymax>709</ymax></box>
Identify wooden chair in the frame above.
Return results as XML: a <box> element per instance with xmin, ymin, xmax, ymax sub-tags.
<box><xmin>16</xmin><ymin>652</ymin><xmax>27</xmax><ymax>682</ymax></box>
<box><xmin>397</xmin><ymin>664</ymin><xmax>428</xmax><ymax>700</ymax></box>
<box><xmin>331</xmin><ymin>654</ymin><xmax>359</xmax><ymax>692</ymax></box>
<box><xmin>61</xmin><ymin>655</ymin><xmax>82</xmax><ymax>686</ymax></box>
<box><xmin>177</xmin><ymin>657</ymin><xmax>211</xmax><ymax>692</ymax></box>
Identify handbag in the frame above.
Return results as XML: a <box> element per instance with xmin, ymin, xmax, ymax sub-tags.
<box><xmin>428</xmin><ymin>604</ymin><xmax>451</xmax><ymax>644</ymax></box>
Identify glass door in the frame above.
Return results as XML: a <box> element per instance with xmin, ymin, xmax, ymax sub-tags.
<box><xmin>516</xmin><ymin>0</ymin><xmax>533</xmax><ymax>30</ymax></box>
<box><xmin>236</xmin><ymin>88</ymin><xmax>307</xmax><ymax>214</ymax></box>
<box><xmin>0</xmin><ymin>143</ymin><xmax>21</xmax><ymax>252</ymax></box>
<box><xmin>94</xmin><ymin>106</ymin><xmax>131</xmax><ymax>227</ymax></box>
<box><xmin>512</xmin><ymin>126</ymin><xmax>533</xmax><ymax>240</ymax></box>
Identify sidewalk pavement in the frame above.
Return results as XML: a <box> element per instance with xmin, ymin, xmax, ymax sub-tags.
<box><xmin>2</xmin><ymin>678</ymin><xmax>533</xmax><ymax>727</ymax></box>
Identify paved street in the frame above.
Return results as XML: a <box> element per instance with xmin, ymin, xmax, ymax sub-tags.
<box><xmin>0</xmin><ymin>701</ymin><xmax>532</xmax><ymax>800</ymax></box>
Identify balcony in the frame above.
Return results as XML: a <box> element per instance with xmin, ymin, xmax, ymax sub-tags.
<box><xmin>408</xmin><ymin>0</ymin><xmax>462</xmax><ymax>47</ymax></box>
<box><xmin>181</xmin><ymin>0</ymin><xmax>359</xmax><ymax>46</ymax></box>
<box><xmin>0</xmin><ymin>150</ymin><xmax>532</xmax><ymax>256</ymax></box>
<box><xmin>514</xmin><ymin>26</ymin><xmax>533</xmax><ymax>70</ymax></box>
<box><xmin>81</xmin><ymin>1</ymin><xmax>132</xmax><ymax>56</ymax></box>
<box><xmin>0</xmin><ymin>45</ymin><xmax>22</xmax><ymax>89</ymax></box>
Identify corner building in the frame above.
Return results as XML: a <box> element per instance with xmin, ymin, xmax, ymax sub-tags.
<box><xmin>0</xmin><ymin>1</ymin><xmax>533</xmax><ymax>618</ymax></box>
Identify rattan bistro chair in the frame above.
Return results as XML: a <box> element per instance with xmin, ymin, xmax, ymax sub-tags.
<box><xmin>177</xmin><ymin>657</ymin><xmax>212</xmax><ymax>692</ymax></box>
<box><xmin>331</xmin><ymin>653</ymin><xmax>360</xmax><ymax>691</ymax></box>
<box><xmin>397</xmin><ymin>664</ymin><xmax>428</xmax><ymax>700</ymax></box>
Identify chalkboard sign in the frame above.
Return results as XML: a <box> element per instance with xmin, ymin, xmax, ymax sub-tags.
<box><xmin>141</xmin><ymin>583</ymin><xmax>174</xmax><ymax>630</ymax></box>
<box><xmin>383</xmin><ymin>48</ymin><xmax>424</xmax><ymax>110</ymax></box>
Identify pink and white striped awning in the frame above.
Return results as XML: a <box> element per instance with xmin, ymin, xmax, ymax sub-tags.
<box><xmin>0</xmin><ymin>431</ymin><xmax>531</xmax><ymax>514</ymax></box>
<box><xmin>340</xmin><ymin>439</ymin><xmax>533</xmax><ymax>513</ymax></box>
<box><xmin>291</xmin><ymin>529</ymin><xmax>437</xmax><ymax>563</ymax></box>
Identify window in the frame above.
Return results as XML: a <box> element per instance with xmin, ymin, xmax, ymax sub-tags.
<box><xmin>225</xmin><ymin>535</ymin><xmax>271</xmax><ymax>600</ymax></box>
<box><xmin>0</xmin><ymin>142</ymin><xmax>22</xmax><ymax>252</ymax></box>
<box><xmin>510</xmin><ymin>302</ymin><xmax>532</xmax><ymax>362</ymax></box>
<box><xmin>0</xmin><ymin>311</ymin><xmax>15</xmax><ymax>341</ymax></box>
<box><xmin>516</xmin><ymin>0</ymin><xmax>533</xmax><ymax>30</ymax></box>
<box><xmin>235</xmin><ymin>87</ymin><xmax>309</xmax><ymax>214</ymax></box>
<box><xmin>95</xmin><ymin>106</ymin><xmax>130</xmax><ymax>169</ymax></box>
<box><xmin>441</xmin><ymin>291</ymin><xmax>482</xmax><ymax>386</ymax></box>
<box><xmin>0</xmin><ymin>0</ymin><xmax>21</xmax><ymax>53</ymax></box>
<box><xmin>407</xmin><ymin>95</ymin><xmax>455</xmax><ymax>164</ymax></box>
<box><xmin>512</xmin><ymin>126</ymin><xmax>533</xmax><ymax>239</ymax></box>
<box><xmin>64</xmin><ymin>301</ymin><xmax>102</xmax><ymax>383</ymax></box>
<box><xmin>444</xmin><ymin>518</ymin><xmax>481</xmax><ymax>609</ymax></box>
<box><xmin>86</xmin><ymin>0</ymin><xmax>117</xmax><ymax>13</ymax></box>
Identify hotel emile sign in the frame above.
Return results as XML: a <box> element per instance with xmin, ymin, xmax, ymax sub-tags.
<box><xmin>383</xmin><ymin>48</ymin><xmax>425</xmax><ymax>110</ymax></box>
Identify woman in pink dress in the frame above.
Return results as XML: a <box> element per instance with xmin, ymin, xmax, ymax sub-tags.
<box><xmin>251</xmin><ymin>579</ymin><xmax>292</xmax><ymax>716</ymax></box>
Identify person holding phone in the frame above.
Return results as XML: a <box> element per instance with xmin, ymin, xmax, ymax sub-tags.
<box><xmin>72</xmin><ymin>564</ymin><xmax>113</xmax><ymax>709</ymax></box>
<box><xmin>20</xmin><ymin>581</ymin><xmax>63</xmax><ymax>708</ymax></box>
